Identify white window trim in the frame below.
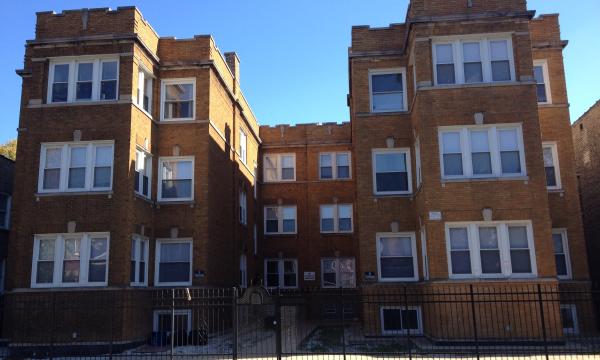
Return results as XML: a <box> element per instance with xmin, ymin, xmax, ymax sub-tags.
<box><xmin>321</xmin><ymin>257</ymin><xmax>356</xmax><ymax>289</ymax></box>
<box><xmin>533</xmin><ymin>59</ymin><xmax>552</xmax><ymax>105</ymax></box>
<box><xmin>543</xmin><ymin>142</ymin><xmax>562</xmax><ymax>190</ymax></box>
<box><xmin>372</xmin><ymin>148</ymin><xmax>413</xmax><ymax>196</ymax></box>
<box><xmin>560</xmin><ymin>304</ymin><xmax>579</xmax><ymax>335</ymax></box>
<box><xmin>37</xmin><ymin>141</ymin><xmax>115</xmax><ymax>194</ymax></box>
<box><xmin>239</xmin><ymin>129</ymin><xmax>248</xmax><ymax>165</ymax></box>
<box><xmin>380</xmin><ymin>306</ymin><xmax>423</xmax><ymax>336</ymax></box>
<box><xmin>553</xmin><ymin>228</ymin><xmax>572</xmax><ymax>280</ymax></box>
<box><xmin>135</xmin><ymin>147</ymin><xmax>152</xmax><ymax>199</ymax></box>
<box><xmin>319</xmin><ymin>152</ymin><xmax>352</xmax><ymax>180</ymax></box>
<box><xmin>47</xmin><ymin>56</ymin><xmax>120</xmax><ymax>104</ymax></box>
<box><xmin>438</xmin><ymin>124</ymin><xmax>527</xmax><ymax>180</ymax></box>
<box><xmin>263</xmin><ymin>205</ymin><xmax>297</xmax><ymax>235</ymax></box>
<box><xmin>432</xmin><ymin>34</ymin><xmax>515</xmax><ymax>86</ymax></box>
<box><xmin>157</xmin><ymin>156</ymin><xmax>195</xmax><ymax>202</ymax></box>
<box><xmin>136</xmin><ymin>66</ymin><xmax>153</xmax><ymax>116</ymax></box>
<box><xmin>264</xmin><ymin>258</ymin><xmax>298</xmax><ymax>289</ymax></box>
<box><xmin>154</xmin><ymin>238</ymin><xmax>193</xmax><ymax>287</ymax></box>
<box><xmin>0</xmin><ymin>193</ymin><xmax>11</xmax><ymax>230</ymax></box>
<box><xmin>376</xmin><ymin>232</ymin><xmax>419</xmax><ymax>282</ymax></box>
<box><xmin>153</xmin><ymin>309</ymin><xmax>192</xmax><ymax>333</ymax></box>
<box><xmin>445</xmin><ymin>221</ymin><xmax>537</xmax><ymax>280</ymax></box>
<box><xmin>160</xmin><ymin>78</ymin><xmax>196</xmax><ymax>122</ymax></box>
<box><xmin>369</xmin><ymin>68</ymin><xmax>408</xmax><ymax>113</ymax></box>
<box><xmin>31</xmin><ymin>232</ymin><xmax>110</xmax><ymax>288</ymax></box>
<box><xmin>239</xmin><ymin>190</ymin><xmax>247</xmax><ymax>225</ymax></box>
<box><xmin>131</xmin><ymin>234</ymin><xmax>149</xmax><ymax>287</ymax></box>
<box><xmin>263</xmin><ymin>153</ymin><xmax>296</xmax><ymax>182</ymax></box>
<box><xmin>319</xmin><ymin>204</ymin><xmax>353</xmax><ymax>234</ymax></box>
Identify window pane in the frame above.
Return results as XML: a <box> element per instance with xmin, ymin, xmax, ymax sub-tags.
<box><xmin>381</xmin><ymin>257</ymin><xmax>414</xmax><ymax>278</ymax></box>
<box><xmin>437</xmin><ymin>64</ymin><xmax>456</xmax><ymax>84</ymax></box>
<box><xmin>372</xmin><ymin>73</ymin><xmax>403</xmax><ymax>92</ymax></box>
<box><xmin>373</xmin><ymin>93</ymin><xmax>404</xmax><ymax>111</ymax></box>
<box><xmin>380</xmin><ymin>237</ymin><xmax>412</xmax><ymax>257</ymax></box>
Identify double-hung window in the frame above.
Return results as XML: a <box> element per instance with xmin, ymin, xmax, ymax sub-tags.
<box><xmin>372</xmin><ymin>149</ymin><xmax>412</xmax><ymax>195</ymax></box>
<box><xmin>445</xmin><ymin>221</ymin><xmax>536</xmax><ymax>279</ymax></box>
<box><xmin>439</xmin><ymin>125</ymin><xmax>526</xmax><ymax>179</ymax></box>
<box><xmin>31</xmin><ymin>233</ymin><xmax>109</xmax><ymax>288</ymax></box>
<box><xmin>319</xmin><ymin>152</ymin><xmax>351</xmax><ymax>180</ymax></box>
<box><xmin>161</xmin><ymin>78</ymin><xmax>195</xmax><ymax>121</ymax></box>
<box><xmin>48</xmin><ymin>57</ymin><xmax>119</xmax><ymax>103</ymax></box>
<box><xmin>369</xmin><ymin>69</ymin><xmax>407</xmax><ymax>112</ymax></box>
<box><xmin>533</xmin><ymin>60</ymin><xmax>552</xmax><ymax>104</ymax></box>
<box><xmin>239</xmin><ymin>190</ymin><xmax>247</xmax><ymax>225</ymax></box>
<box><xmin>377</xmin><ymin>232</ymin><xmax>418</xmax><ymax>282</ymax></box>
<box><xmin>155</xmin><ymin>239</ymin><xmax>192</xmax><ymax>286</ymax></box>
<box><xmin>321</xmin><ymin>258</ymin><xmax>356</xmax><ymax>288</ymax></box>
<box><xmin>136</xmin><ymin>68</ymin><xmax>153</xmax><ymax>113</ymax></box>
<box><xmin>0</xmin><ymin>193</ymin><xmax>11</xmax><ymax>230</ymax></box>
<box><xmin>130</xmin><ymin>235</ymin><xmax>149</xmax><ymax>286</ymax></box>
<box><xmin>380</xmin><ymin>306</ymin><xmax>423</xmax><ymax>335</ymax></box>
<box><xmin>158</xmin><ymin>156</ymin><xmax>194</xmax><ymax>202</ymax></box>
<box><xmin>553</xmin><ymin>229</ymin><xmax>571</xmax><ymax>279</ymax></box>
<box><xmin>38</xmin><ymin>142</ymin><xmax>114</xmax><ymax>193</ymax></box>
<box><xmin>433</xmin><ymin>36</ymin><xmax>514</xmax><ymax>85</ymax></box>
<box><xmin>264</xmin><ymin>258</ymin><xmax>298</xmax><ymax>288</ymax></box>
<box><xmin>543</xmin><ymin>142</ymin><xmax>561</xmax><ymax>190</ymax></box>
<box><xmin>264</xmin><ymin>206</ymin><xmax>296</xmax><ymax>235</ymax></box>
<box><xmin>239</xmin><ymin>129</ymin><xmax>247</xmax><ymax>165</ymax></box>
<box><xmin>320</xmin><ymin>204</ymin><xmax>353</xmax><ymax>233</ymax></box>
<box><xmin>134</xmin><ymin>149</ymin><xmax>152</xmax><ymax>199</ymax></box>
<box><xmin>263</xmin><ymin>154</ymin><xmax>296</xmax><ymax>182</ymax></box>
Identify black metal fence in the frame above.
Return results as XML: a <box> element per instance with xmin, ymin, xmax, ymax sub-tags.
<box><xmin>2</xmin><ymin>284</ymin><xmax>600</xmax><ymax>359</ymax></box>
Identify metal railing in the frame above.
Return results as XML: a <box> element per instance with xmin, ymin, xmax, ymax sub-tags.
<box><xmin>2</xmin><ymin>284</ymin><xmax>600</xmax><ymax>359</ymax></box>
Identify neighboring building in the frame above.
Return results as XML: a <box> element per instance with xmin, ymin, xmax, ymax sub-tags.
<box><xmin>0</xmin><ymin>155</ymin><xmax>14</xmax><ymax>291</ymax></box>
<box><xmin>4</xmin><ymin>0</ymin><xmax>590</xmax><ymax>349</ymax></box>
<box><xmin>572</xmin><ymin>100</ymin><xmax>600</xmax><ymax>282</ymax></box>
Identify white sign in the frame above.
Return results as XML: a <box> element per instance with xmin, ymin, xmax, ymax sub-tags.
<box><xmin>304</xmin><ymin>272</ymin><xmax>316</xmax><ymax>281</ymax></box>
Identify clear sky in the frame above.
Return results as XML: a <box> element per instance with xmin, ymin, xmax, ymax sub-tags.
<box><xmin>0</xmin><ymin>1</ymin><xmax>598</xmax><ymax>144</ymax></box>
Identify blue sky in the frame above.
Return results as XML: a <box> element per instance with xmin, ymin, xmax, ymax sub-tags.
<box><xmin>0</xmin><ymin>1</ymin><xmax>598</xmax><ymax>144</ymax></box>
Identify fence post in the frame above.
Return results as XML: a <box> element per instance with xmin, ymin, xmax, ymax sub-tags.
<box><xmin>232</xmin><ymin>287</ymin><xmax>238</xmax><ymax>360</ymax></box>
<box><xmin>469</xmin><ymin>284</ymin><xmax>480</xmax><ymax>360</ymax></box>
<box><xmin>275</xmin><ymin>290</ymin><xmax>282</xmax><ymax>360</ymax></box>
<box><xmin>537</xmin><ymin>284</ymin><xmax>549</xmax><ymax>360</ymax></box>
<box><xmin>404</xmin><ymin>286</ymin><xmax>412</xmax><ymax>360</ymax></box>
<box><xmin>170</xmin><ymin>289</ymin><xmax>175</xmax><ymax>360</ymax></box>
<box><xmin>341</xmin><ymin>287</ymin><xmax>346</xmax><ymax>360</ymax></box>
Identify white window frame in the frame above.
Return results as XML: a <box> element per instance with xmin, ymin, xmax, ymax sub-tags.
<box><xmin>157</xmin><ymin>156</ymin><xmax>195</xmax><ymax>202</ymax></box>
<box><xmin>543</xmin><ymin>142</ymin><xmax>562</xmax><ymax>190</ymax></box>
<box><xmin>533</xmin><ymin>59</ymin><xmax>552</xmax><ymax>105</ymax></box>
<box><xmin>47</xmin><ymin>56</ymin><xmax>119</xmax><ymax>103</ymax></box>
<box><xmin>153</xmin><ymin>309</ymin><xmax>192</xmax><ymax>333</ymax></box>
<box><xmin>380</xmin><ymin>306</ymin><xmax>423</xmax><ymax>336</ymax></box>
<box><xmin>553</xmin><ymin>228</ymin><xmax>572</xmax><ymax>280</ymax></box>
<box><xmin>136</xmin><ymin>66</ymin><xmax>153</xmax><ymax>115</ymax></box>
<box><xmin>319</xmin><ymin>204</ymin><xmax>353</xmax><ymax>234</ymax></box>
<box><xmin>372</xmin><ymin>148</ymin><xmax>413</xmax><ymax>195</ymax></box>
<box><xmin>369</xmin><ymin>68</ymin><xmax>408</xmax><ymax>112</ymax></box>
<box><xmin>154</xmin><ymin>238</ymin><xmax>193</xmax><ymax>287</ymax></box>
<box><xmin>134</xmin><ymin>148</ymin><xmax>152</xmax><ymax>199</ymax></box>
<box><xmin>321</xmin><ymin>257</ymin><xmax>356</xmax><ymax>289</ymax></box>
<box><xmin>239</xmin><ymin>189</ymin><xmax>247</xmax><ymax>225</ymax></box>
<box><xmin>376</xmin><ymin>232</ymin><xmax>419</xmax><ymax>282</ymax></box>
<box><xmin>438</xmin><ymin>124</ymin><xmax>526</xmax><ymax>180</ymax></box>
<box><xmin>432</xmin><ymin>35</ymin><xmax>515</xmax><ymax>86</ymax></box>
<box><xmin>560</xmin><ymin>304</ymin><xmax>579</xmax><ymax>335</ymax></box>
<box><xmin>131</xmin><ymin>234</ymin><xmax>149</xmax><ymax>287</ymax></box>
<box><xmin>0</xmin><ymin>193</ymin><xmax>11</xmax><ymax>230</ymax></box>
<box><xmin>38</xmin><ymin>141</ymin><xmax>115</xmax><ymax>194</ymax></box>
<box><xmin>319</xmin><ymin>152</ymin><xmax>352</xmax><ymax>180</ymax></box>
<box><xmin>264</xmin><ymin>258</ymin><xmax>298</xmax><ymax>289</ymax></box>
<box><xmin>263</xmin><ymin>153</ymin><xmax>296</xmax><ymax>182</ymax></box>
<box><xmin>263</xmin><ymin>205</ymin><xmax>297</xmax><ymax>235</ymax></box>
<box><xmin>31</xmin><ymin>232</ymin><xmax>110</xmax><ymax>288</ymax></box>
<box><xmin>445</xmin><ymin>221</ymin><xmax>537</xmax><ymax>279</ymax></box>
<box><xmin>160</xmin><ymin>78</ymin><xmax>196</xmax><ymax>122</ymax></box>
<box><xmin>239</xmin><ymin>129</ymin><xmax>247</xmax><ymax>165</ymax></box>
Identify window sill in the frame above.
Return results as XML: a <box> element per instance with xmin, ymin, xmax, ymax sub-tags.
<box><xmin>441</xmin><ymin>176</ymin><xmax>529</xmax><ymax>184</ymax></box>
<box><xmin>36</xmin><ymin>191</ymin><xmax>113</xmax><ymax>197</ymax></box>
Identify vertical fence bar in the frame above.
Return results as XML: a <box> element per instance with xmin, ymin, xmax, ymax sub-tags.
<box><xmin>469</xmin><ymin>284</ymin><xmax>480</xmax><ymax>360</ymax></box>
<box><xmin>537</xmin><ymin>284</ymin><xmax>549</xmax><ymax>360</ymax></box>
<box><xmin>404</xmin><ymin>286</ymin><xmax>412</xmax><ymax>360</ymax></box>
<box><xmin>232</xmin><ymin>287</ymin><xmax>238</xmax><ymax>360</ymax></box>
<box><xmin>170</xmin><ymin>289</ymin><xmax>175</xmax><ymax>360</ymax></box>
<box><xmin>275</xmin><ymin>291</ymin><xmax>282</xmax><ymax>360</ymax></box>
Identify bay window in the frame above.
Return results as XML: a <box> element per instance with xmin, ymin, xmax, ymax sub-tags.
<box><xmin>47</xmin><ymin>57</ymin><xmax>119</xmax><ymax>103</ymax></box>
<box><xmin>155</xmin><ymin>239</ymin><xmax>192</xmax><ymax>286</ymax></box>
<box><xmin>31</xmin><ymin>233</ymin><xmax>109</xmax><ymax>287</ymax></box>
<box><xmin>158</xmin><ymin>156</ymin><xmax>194</xmax><ymax>201</ymax></box>
<box><xmin>377</xmin><ymin>232</ymin><xmax>418</xmax><ymax>282</ymax></box>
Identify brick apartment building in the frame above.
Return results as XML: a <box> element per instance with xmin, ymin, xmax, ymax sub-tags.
<box><xmin>3</xmin><ymin>0</ymin><xmax>590</xmax><ymax>348</ymax></box>
<box><xmin>573</xmin><ymin>101</ymin><xmax>600</xmax><ymax>282</ymax></box>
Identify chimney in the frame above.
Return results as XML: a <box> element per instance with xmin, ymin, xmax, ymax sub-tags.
<box><xmin>224</xmin><ymin>52</ymin><xmax>240</xmax><ymax>83</ymax></box>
